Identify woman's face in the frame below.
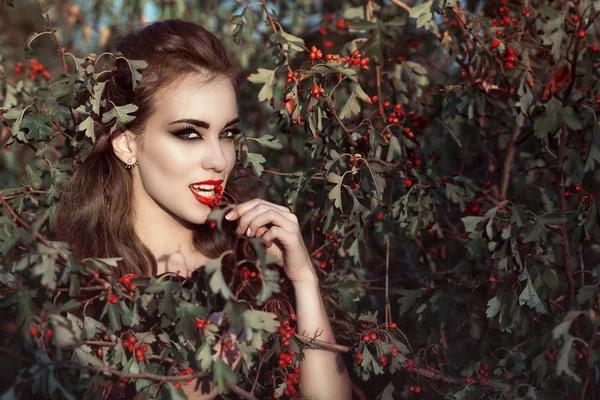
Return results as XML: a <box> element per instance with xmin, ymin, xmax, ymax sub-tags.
<box><xmin>122</xmin><ymin>74</ymin><xmax>238</xmax><ymax>226</ymax></box>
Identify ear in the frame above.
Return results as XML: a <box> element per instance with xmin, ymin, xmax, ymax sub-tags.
<box><xmin>111</xmin><ymin>129</ymin><xmax>139</xmax><ymax>164</ymax></box>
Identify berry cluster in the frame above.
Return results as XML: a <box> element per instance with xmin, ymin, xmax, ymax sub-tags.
<box><xmin>177</xmin><ymin>367</ymin><xmax>194</xmax><ymax>386</ymax></box>
<box><xmin>311</xmin><ymin>84</ymin><xmax>325</xmax><ymax>99</ymax></box>
<box><xmin>241</xmin><ymin>266</ymin><xmax>261</xmax><ymax>280</ymax></box>
<box><xmin>18</xmin><ymin>59</ymin><xmax>51</xmax><ymax>82</ymax></box>
<box><xmin>337</xmin><ymin>50</ymin><xmax>370</xmax><ymax>70</ymax></box>
<box><xmin>120</xmin><ymin>273</ymin><xmax>138</xmax><ymax>292</ymax></box>
<box><xmin>207</xmin><ymin>185</ymin><xmax>224</xmax><ymax>208</ymax></box>
<box><xmin>195</xmin><ymin>318</ymin><xmax>209</xmax><ymax>329</ymax></box>
<box><xmin>409</xmin><ymin>385</ymin><xmax>421</xmax><ymax>393</ymax></box>
<box><xmin>285</xmin><ymin>70</ymin><xmax>299</xmax><ymax>83</ymax></box>
<box><xmin>309</xmin><ymin>46</ymin><xmax>322</xmax><ymax>60</ymax></box>
<box><xmin>123</xmin><ymin>335</ymin><xmax>149</xmax><ymax>362</ymax></box>
<box><xmin>502</xmin><ymin>47</ymin><xmax>517</xmax><ymax>69</ymax></box>
<box><xmin>278</xmin><ymin>318</ymin><xmax>295</xmax><ymax>347</ymax></box>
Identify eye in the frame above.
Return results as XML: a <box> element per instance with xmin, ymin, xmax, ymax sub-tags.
<box><xmin>221</xmin><ymin>127</ymin><xmax>241</xmax><ymax>140</ymax></box>
<box><xmin>171</xmin><ymin>125</ymin><xmax>202</xmax><ymax>140</ymax></box>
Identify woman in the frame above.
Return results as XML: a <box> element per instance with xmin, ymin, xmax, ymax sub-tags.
<box><xmin>53</xmin><ymin>19</ymin><xmax>352</xmax><ymax>399</ymax></box>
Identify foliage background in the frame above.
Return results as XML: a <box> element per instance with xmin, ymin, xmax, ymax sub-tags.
<box><xmin>2</xmin><ymin>0</ymin><xmax>600</xmax><ymax>399</ymax></box>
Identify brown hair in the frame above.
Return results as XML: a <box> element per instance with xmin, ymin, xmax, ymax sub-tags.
<box><xmin>53</xmin><ymin>19</ymin><xmax>249</xmax><ymax>279</ymax></box>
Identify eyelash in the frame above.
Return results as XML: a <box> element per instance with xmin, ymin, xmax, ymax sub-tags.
<box><xmin>171</xmin><ymin>125</ymin><xmax>241</xmax><ymax>140</ymax></box>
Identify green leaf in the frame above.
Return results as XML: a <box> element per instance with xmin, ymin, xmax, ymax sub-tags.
<box><xmin>552</xmin><ymin>311</ymin><xmax>584</xmax><ymax>339</ymax></box>
<box><xmin>49</xmin><ymin>74</ymin><xmax>77</xmax><ymax>107</ymax></box>
<box><xmin>397</xmin><ymin>289</ymin><xmax>422</xmax><ymax>316</ymax></box>
<box><xmin>21</xmin><ymin>114</ymin><xmax>55</xmax><ymax>141</ymax></box>
<box><xmin>107</xmin><ymin>302</ymin><xmax>122</xmax><ymax>331</ymax></box>
<box><xmin>326</xmin><ymin>172</ymin><xmax>343</xmax><ymax>210</ymax></box>
<box><xmin>247</xmin><ymin>68</ymin><xmax>276</xmax><ymax>103</ymax></box>
<box><xmin>91</xmin><ymin>81</ymin><xmax>107</xmax><ymax>115</ymax></box>
<box><xmin>245</xmin><ymin>152</ymin><xmax>266</xmax><ymax>177</ymax></box>
<box><xmin>122</xmin><ymin>59</ymin><xmax>148</xmax><ymax>91</ymax></box>
<box><xmin>212</xmin><ymin>359</ymin><xmax>237</xmax><ymax>394</ymax></box>
<box><xmin>518</xmin><ymin>277</ymin><xmax>547</xmax><ymax>313</ymax></box>
<box><xmin>196</xmin><ymin>342</ymin><xmax>214</xmax><ymax>371</ymax></box>
<box><xmin>385</xmin><ymin>136</ymin><xmax>402</xmax><ymax>163</ymax></box>
<box><xmin>248</xmin><ymin>134</ymin><xmax>282</xmax><ymax>150</ymax></box>
<box><xmin>73</xmin><ymin>345</ymin><xmax>104</xmax><ymax>368</ymax></box>
<box><xmin>409</xmin><ymin>0</ymin><xmax>440</xmax><ymax>35</ymax></box>
<box><xmin>78</xmin><ymin>116</ymin><xmax>95</xmax><ymax>141</ymax></box>
<box><xmin>576</xmin><ymin>285</ymin><xmax>597</xmax><ymax>305</ymax></box>
<box><xmin>83</xmin><ymin>316</ymin><xmax>106</xmax><ymax>340</ymax></box>
<box><xmin>101</xmin><ymin>103</ymin><xmax>139</xmax><ymax>129</ymax></box>
<box><xmin>486</xmin><ymin>296</ymin><xmax>501</xmax><ymax>319</ymax></box>
<box><xmin>461</xmin><ymin>216</ymin><xmax>483</xmax><ymax>233</ymax></box>
<box><xmin>204</xmin><ymin>258</ymin><xmax>233</xmax><ymax>300</ymax></box>
<box><xmin>32</xmin><ymin>258</ymin><xmax>58</xmax><ymax>290</ymax></box>
<box><xmin>339</xmin><ymin>84</ymin><xmax>363</xmax><ymax>120</ymax></box>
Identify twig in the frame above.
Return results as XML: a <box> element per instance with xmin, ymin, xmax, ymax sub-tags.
<box><xmin>325</xmin><ymin>97</ymin><xmax>358</xmax><ymax>147</ymax></box>
<box><xmin>293</xmin><ymin>332</ymin><xmax>350</xmax><ymax>353</ymax></box>
<box><xmin>385</xmin><ymin>239</ymin><xmax>391</xmax><ymax>326</ymax></box>
<box><xmin>389</xmin><ymin>0</ymin><xmax>411</xmax><ymax>13</ymax></box>
<box><xmin>500</xmin><ymin>124</ymin><xmax>522</xmax><ymax>200</ymax></box>
<box><xmin>0</xmin><ymin>196</ymin><xmax>67</xmax><ymax>261</ymax></box>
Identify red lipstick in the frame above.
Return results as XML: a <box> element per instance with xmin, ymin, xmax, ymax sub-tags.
<box><xmin>190</xmin><ymin>179</ymin><xmax>223</xmax><ymax>185</ymax></box>
<box><xmin>189</xmin><ymin>179</ymin><xmax>224</xmax><ymax>208</ymax></box>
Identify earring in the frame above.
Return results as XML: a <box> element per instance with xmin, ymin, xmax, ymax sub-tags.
<box><xmin>124</xmin><ymin>159</ymin><xmax>138</xmax><ymax>169</ymax></box>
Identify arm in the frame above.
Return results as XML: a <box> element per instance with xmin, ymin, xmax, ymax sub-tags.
<box><xmin>293</xmin><ymin>271</ymin><xmax>352</xmax><ymax>400</ymax></box>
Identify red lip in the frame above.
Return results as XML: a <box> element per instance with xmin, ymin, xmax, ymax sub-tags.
<box><xmin>190</xmin><ymin>188</ymin><xmax>214</xmax><ymax>205</ymax></box>
<box><xmin>191</xmin><ymin>179</ymin><xmax>223</xmax><ymax>185</ymax></box>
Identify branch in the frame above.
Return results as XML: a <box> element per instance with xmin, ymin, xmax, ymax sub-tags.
<box><xmin>557</xmin><ymin>122</ymin><xmax>575</xmax><ymax>311</ymax></box>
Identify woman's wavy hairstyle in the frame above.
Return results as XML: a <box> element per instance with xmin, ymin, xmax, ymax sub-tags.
<box><xmin>53</xmin><ymin>19</ymin><xmax>258</xmax><ymax>280</ymax></box>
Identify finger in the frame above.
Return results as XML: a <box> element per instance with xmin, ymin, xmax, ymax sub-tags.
<box><xmin>262</xmin><ymin>225</ymin><xmax>302</xmax><ymax>249</ymax></box>
<box><xmin>255</xmin><ymin>226</ymin><xmax>269</xmax><ymax>238</ymax></box>
<box><xmin>236</xmin><ymin>205</ymin><xmax>296</xmax><ymax>236</ymax></box>
<box><xmin>244</xmin><ymin>209</ymin><xmax>298</xmax><ymax>237</ymax></box>
<box><xmin>225</xmin><ymin>198</ymin><xmax>293</xmax><ymax>221</ymax></box>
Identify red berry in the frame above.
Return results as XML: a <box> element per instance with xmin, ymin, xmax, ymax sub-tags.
<box><xmin>97</xmin><ymin>348</ymin><xmax>103</xmax><ymax>357</ymax></box>
<box><xmin>108</xmin><ymin>295</ymin><xmax>118</xmax><ymax>304</ymax></box>
<box><xmin>404</xmin><ymin>178</ymin><xmax>413</xmax><ymax>187</ymax></box>
<box><xmin>128</xmin><ymin>283</ymin><xmax>136</xmax><ymax>292</ymax></box>
<box><xmin>363</xmin><ymin>334</ymin><xmax>371</xmax><ymax>343</ymax></box>
<box><xmin>379</xmin><ymin>355</ymin><xmax>387</xmax><ymax>363</ymax></box>
<box><xmin>389</xmin><ymin>322</ymin><xmax>397</xmax><ymax>329</ymax></box>
<box><xmin>578</xmin><ymin>29</ymin><xmax>586</xmax><ymax>38</ymax></box>
<box><xmin>29</xmin><ymin>327</ymin><xmax>39</xmax><ymax>337</ymax></box>
<box><xmin>195</xmin><ymin>320</ymin><xmax>205</xmax><ymax>329</ymax></box>
<box><xmin>369</xmin><ymin>333</ymin><xmax>377</xmax><ymax>341</ymax></box>
<box><xmin>491</xmin><ymin>39</ymin><xmax>501</xmax><ymax>48</ymax></box>
<box><xmin>44</xmin><ymin>329</ymin><xmax>53</xmax><ymax>339</ymax></box>
<box><xmin>415</xmin><ymin>386</ymin><xmax>421</xmax><ymax>393</ymax></box>
<box><xmin>572</xmin><ymin>15</ymin><xmax>580</xmax><ymax>23</ymax></box>
<box><xmin>498</xmin><ymin>204</ymin><xmax>504</xmax><ymax>210</ymax></box>
<box><xmin>547</xmin><ymin>353</ymin><xmax>555</xmax><ymax>360</ymax></box>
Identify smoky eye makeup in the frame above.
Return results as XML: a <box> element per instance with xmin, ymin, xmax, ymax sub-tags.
<box><xmin>169</xmin><ymin>124</ymin><xmax>242</xmax><ymax>141</ymax></box>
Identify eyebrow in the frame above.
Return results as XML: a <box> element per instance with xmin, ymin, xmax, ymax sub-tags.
<box><xmin>168</xmin><ymin>117</ymin><xmax>240</xmax><ymax>130</ymax></box>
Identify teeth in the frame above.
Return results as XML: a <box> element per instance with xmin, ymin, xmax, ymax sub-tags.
<box><xmin>190</xmin><ymin>184</ymin><xmax>215</xmax><ymax>191</ymax></box>
<box><xmin>190</xmin><ymin>185</ymin><xmax>217</xmax><ymax>198</ymax></box>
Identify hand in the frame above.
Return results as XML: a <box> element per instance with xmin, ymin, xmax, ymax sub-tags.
<box><xmin>225</xmin><ymin>198</ymin><xmax>317</xmax><ymax>285</ymax></box>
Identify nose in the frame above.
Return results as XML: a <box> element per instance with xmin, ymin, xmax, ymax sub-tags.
<box><xmin>201</xmin><ymin>136</ymin><xmax>229</xmax><ymax>172</ymax></box>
